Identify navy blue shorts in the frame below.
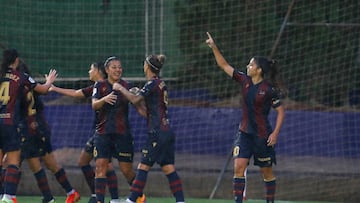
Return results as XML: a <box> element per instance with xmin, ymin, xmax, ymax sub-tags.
<box><xmin>20</xmin><ymin>134</ymin><xmax>53</xmax><ymax>160</ymax></box>
<box><xmin>20</xmin><ymin>126</ymin><xmax>53</xmax><ymax>160</ymax></box>
<box><xmin>84</xmin><ymin>135</ymin><xmax>95</xmax><ymax>154</ymax></box>
<box><xmin>93</xmin><ymin>133</ymin><xmax>134</xmax><ymax>163</ymax></box>
<box><xmin>0</xmin><ymin>124</ymin><xmax>21</xmax><ymax>153</ymax></box>
<box><xmin>140</xmin><ymin>130</ymin><xmax>175</xmax><ymax>167</ymax></box>
<box><xmin>233</xmin><ymin>131</ymin><xmax>276</xmax><ymax>167</ymax></box>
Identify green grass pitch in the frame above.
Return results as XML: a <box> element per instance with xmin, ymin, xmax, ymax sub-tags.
<box><xmin>15</xmin><ymin>196</ymin><xmax>339</xmax><ymax>203</ymax></box>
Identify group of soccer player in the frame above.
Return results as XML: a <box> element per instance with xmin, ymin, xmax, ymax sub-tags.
<box><xmin>0</xmin><ymin>31</ymin><xmax>285</xmax><ymax>203</ymax></box>
<box><xmin>0</xmin><ymin>49</ymin><xmax>81</xmax><ymax>203</ymax></box>
<box><xmin>0</xmin><ymin>49</ymin><xmax>187</xmax><ymax>203</ymax></box>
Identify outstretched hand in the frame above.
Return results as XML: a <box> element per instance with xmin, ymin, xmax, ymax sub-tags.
<box><xmin>205</xmin><ymin>32</ymin><xmax>215</xmax><ymax>48</ymax></box>
<box><xmin>45</xmin><ymin>69</ymin><xmax>58</xmax><ymax>84</ymax></box>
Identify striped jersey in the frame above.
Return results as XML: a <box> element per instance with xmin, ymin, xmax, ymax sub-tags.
<box><xmin>233</xmin><ymin>69</ymin><xmax>282</xmax><ymax>138</ymax></box>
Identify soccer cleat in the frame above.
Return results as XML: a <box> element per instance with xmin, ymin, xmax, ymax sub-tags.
<box><xmin>136</xmin><ymin>194</ymin><xmax>146</xmax><ymax>203</ymax></box>
<box><xmin>88</xmin><ymin>196</ymin><xmax>97</xmax><ymax>203</ymax></box>
<box><xmin>65</xmin><ymin>190</ymin><xmax>80</xmax><ymax>203</ymax></box>
<box><xmin>42</xmin><ymin>199</ymin><xmax>56</xmax><ymax>203</ymax></box>
<box><xmin>109</xmin><ymin>199</ymin><xmax>121</xmax><ymax>203</ymax></box>
<box><xmin>1</xmin><ymin>196</ymin><xmax>15</xmax><ymax>203</ymax></box>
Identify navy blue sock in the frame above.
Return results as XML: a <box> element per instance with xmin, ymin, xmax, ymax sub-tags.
<box><xmin>54</xmin><ymin>168</ymin><xmax>73</xmax><ymax>193</ymax></box>
<box><xmin>166</xmin><ymin>171</ymin><xmax>185</xmax><ymax>202</ymax></box>
<box><xmin>129</xmin><ymin>169</ymin><xmax>148</xmax><ymax>202</ymax></box>
<box><xmin>3</xmin><ymin>165</ymin><xmax>20</xmax><ymax>196</ymax></box>
<box><xmin>95</xmin><ymin>177</ymin><xmax>107</xmax><ymax>203</ymax></box>
<box><xmin>265</xmin><ymin>179</ymin><xmax>276</xmax><ymax>203</ymax></box>
<box><xmin>81</xmin><ymin>165</ymin><xmax>95</xmax><ymax>194</ymax></box>
<box><xmin>233</xmin><ymin>177</ymin><xmax>245</xmax><ymax>203</ymax></box>
<box><xmin>34</xmin><ymin>169</ymin><xmax>54</xmax><ymax>201</ymax></box>
<box><xmin>0</xmin><ymin>166</ymin><xmax>4</xmax><ymax>194</ymax></box>
<box><xmin>106</xmin><ymin>170</ymin><xmax>119</xmax><ymax>199</ymax></box>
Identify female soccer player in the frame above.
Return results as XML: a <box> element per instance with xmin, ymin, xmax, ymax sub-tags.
<box><xmin>50</xmin><ymin>61</ymin><xmax>120</xmax><ymax>203</ymax></box>
<box><xmin>91</xmin><ymin>56</ymin><xmax>139</xmax><ymax>203</ymax></box>
<box><xmin>0</xmin><ymin>49</ymin><xmax>57</xmax><ymax>203</ymax></box>
<box><xmin>17</xmin><ymin>61</ymin><xmax>80</xmax><ymax>203</ymax></box>
<box><xmin>113</xmin><ymin>54</ymin><xmax>185</xmax><ymax>203</ymax></box>
<box><xmin>205</xmin><ymin>32</ymin><xmax>285</xmax><ymax>203</ymax></box>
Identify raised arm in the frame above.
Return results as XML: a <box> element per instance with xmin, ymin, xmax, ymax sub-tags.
<box><xmin>34</xmin><ymin>69</ymin><xmax>58</xmax><ymax>94</ymax></box>
<box><xmin>205</xmin><ymin>32</ymin><xmax>234</xmax><ymax>77</ymax></box>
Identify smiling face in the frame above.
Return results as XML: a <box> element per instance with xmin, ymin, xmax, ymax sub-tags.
<box><xmin>105</xmin><ymin>59</ymin><xmax>122</xmax><ymax>83</ymax></box>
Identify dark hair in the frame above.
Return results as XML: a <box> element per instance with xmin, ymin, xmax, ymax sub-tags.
<box><xmin>1</xmin><ymin>48</ymin><xmax>19</xmax><ymax>78</ymax></box>
<box><xmin>145</xmin><ymin>54</ymin><xmax>166</xmax><ymax>74</ymax></box>
<box><xmin>253</xmin><ymin>56</ymin><xmax>288</xmax><ymax>97</ymax></box>
<box><xmin>17</xmin><ymin>58</ymin><xmax>31</xmax><ymax>75</ymax></box>
<box><xmin>104</xmin><ymin>56</ymin><xmax>119</xmax><ymax>68</ymax></box>
<box><xmin>91</xmin><ymin>61</ymin><xmax>107</xmax><ymax>78</ymax></box>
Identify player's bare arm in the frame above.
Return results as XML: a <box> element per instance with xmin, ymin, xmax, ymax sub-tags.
<box><xmin>206</xmin><ymin>32</ymin><xmax>234</xmax><ymax>77</ymax></box>
<box><xmin>49</xmin><ymin>85</ymin><xmax>85</xmax><ymax>98</ymax></box>
<box><xmin>113</xmin><ymin>83</ymin><xmax>144</xmax><ymax>105</ymax></box>
<box><xmin>267</xmin><ymin>105</ymin><xmax>285</xmax><ymax>146</ymax></box>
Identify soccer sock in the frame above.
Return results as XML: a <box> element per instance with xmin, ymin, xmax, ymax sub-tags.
<box><xmin>54</xmin><ymin>168</ymin><xmax>73</xmax><ymax>193</ymax></box>
<box><xmin>233</xmin><ymin>176</ymin><xmax>246</xmax><ymax>203</ymax></box>
<box><xmin>34</xmin><ymin>168</ymin><xmax>54</xmax><ymax>202</ymax></box>
<box><xmin>166</xmin><ymin>171</ymin><xmax>185</xmax><ymax>202</ymax></box>
<box><xmin>0</xmin><ymin>165</ymin><xmax>4</xmax><ymax>195</ymax></box>
<box><xmin>95</xmin><ymin>177</ymin><xmax>106</xmax><ymax>203</ymax></box>
<box><xmin>3</xmin><ymin>165</ymin><xmax>20</xmax><ymax>196</ymax></box>
<box><xmin>81</xmin><ymin>164</ymin><xmax>95</xmax><ymax>194</ymax></box>
<box><xmin>127</xmin><ymin>175</ymin><xmax>135</xmax><ymax>186</ymax></box>
<box><xmin>264</xmin><ymin>178</ymin><xmax>276</xmax><ymax>203</ymax></box>
<box><xmin>128</xmin><ymin>169</ymin><xmax>148</xmax><ymax>202</ymax></box>
<box><xmin>106</xmin><ymin>170</ymin><xmax>119</xmax><ymax>200</ymax></box>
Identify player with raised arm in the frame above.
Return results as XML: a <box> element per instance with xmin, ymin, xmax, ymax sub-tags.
<box><xmin>113</xmin><ymin>54</ymin><xmax>185</xmax><ymax>203</ymax></box>
<box><xmin>92</xmin><ymin>56</ymin><xmax>142</xmax><ymax>203</ymax></box>
<box><xmin>206</xmin><ymin>32</ymin><xmax>286</xmax><ymax>203</ymax></box>
<box><xmin>17</xmin><ymin>60</ymin><xmax>80</xmax><ymax>203</ymax></box>
<box><xmin>0</xmin><ymin>49</ymin><xmax>57</xmax><ymax>203</ymax></box>
<box><xmin>50</xmin><ymin>62</ymin><xmax>120</xmax><ymax>203</ymax></box>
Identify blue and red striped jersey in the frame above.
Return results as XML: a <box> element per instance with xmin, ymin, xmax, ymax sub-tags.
<box><xmin>92</xmin><ymin>79</ymin><xmax>132</xmax><ymax>135</ymax></box>
<box><xmin>139</xmin><ymin>76</ymin><xmax>170</xmax><ymax>132</ymax></box>
<box><xmin>0</xmin><ymin>68</ymin><xmax>37</xmax><ymax>125</ymax></box>
<box><xmin>81</xmin><ymin>84</ymin><xmax>94</xmax><ymax>98</ymax></box>
<box><xmin>233</xmin><ymin>70</ymin><xmax>282</xmax><ymax>138</ymax></box>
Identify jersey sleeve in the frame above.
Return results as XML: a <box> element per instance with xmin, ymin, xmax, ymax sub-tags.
<box><xmin>232</xmin><ymin>69</ymin><xmax>247</xmax><ymax>85</ymax></box>
<box><xmin>24</xmin><ymin>74</ymin><xmax>38</xmax><ymax>90</ymax></box>
<box><xmin>271</xmin><ymin>87</ymin><xmax>282</xmax><ymax>108</ymax></box>
<box><xmin>92</xmin><ymin>81</ymin><xmax>101</xmax><ymax>99</ymax></box>
<box><xmin>139</xmin><ymin>80</ymin><xmax>156</xmax><ymax>97</ymax></box>
<box><xmin>81</xmin><ymin>85</ymin><xmax>94</xmax><ymax>98</ymax></box>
